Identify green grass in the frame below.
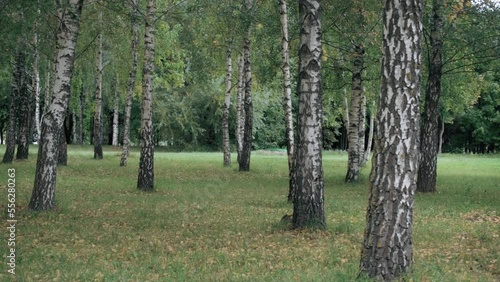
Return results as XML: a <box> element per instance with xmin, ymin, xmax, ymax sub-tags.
<box><xmin>0</xmin><ymin>145</ymin><xmax>499</xmax><ymax>281</ymax></box>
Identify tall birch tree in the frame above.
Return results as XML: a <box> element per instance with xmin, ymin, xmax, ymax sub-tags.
<box><xmin>238</xmin><ymin>0</ymin><xmax>253</xmax><ymax>172</ymax></box>
<box><xmin>235</xmin><ymin>54</ymin><xmax>245</xmax><ymax>163</ymax></box>
<box><xmin>29</xmin><ymin>0</ymin><xmax>84</xmax><ymax>210</ymax></box>
<box><xmin>359</xmin><ymin>0</ymin><xmax>423</xmax><ymax>279</ymax></box>
<box><xmin>120</xmin><ymin>0</ymin><xmax>140</xmax><ymax>167</ymax></box>
<box><xmin>137</xmin><ymin>0</ymin><xmax>156</xmax><ymax>191</ymax></box>
<box><xmin>292</xmin><ymin>0</ymin><xmax>325</xmax><ymax>229</ymax></box>
<box><xmin>93</xmin><ymin>11</ymin><xmax>103</xmax><ymax>159</ymax></box>
<box><xmin>279</xmin><ymin>0</ymin><xmax>296</xmax><ymax>202</ymax></box>
<box><xmin>222</xmin><ymin>39</ymin><xmax>232</xmax><ymax>167</ymax></box>
<box><xmin>417</xmin><ymin>0</ymin><xmax>444</xmax><ymax>193</ymax></box>
<box><xmin>112</xmin><ymin>75</ymin><xmax>120</xmax><ymax>146</ymax></box>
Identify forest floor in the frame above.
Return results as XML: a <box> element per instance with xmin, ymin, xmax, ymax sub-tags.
<box><xmin>0</xmin><ymin>145</ymin><xmax>499</xmax><ymax>281</ymax></box>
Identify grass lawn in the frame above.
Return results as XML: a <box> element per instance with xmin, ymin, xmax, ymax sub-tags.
<box><xmin>1</xmin><ymin>145</ymin><xmax>499</xmax><ymax>281</ymax></box>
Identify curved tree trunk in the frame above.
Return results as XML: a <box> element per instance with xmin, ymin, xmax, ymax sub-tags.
<box><xmin>235</xmin><ymin>54</ymin><xmax>245</xmax><ymax>164</ymax></box>
<box><xmin>112</xmin><ymin>75</ymin><xmax>120</xmax><ymax>146</ymax></box>
<box><xmin>29</xmin><ymin>0</ymin><xmax>84</xmax><ymax>211</ymax></box>
<box><xmin>417</xmin><ymin>0</ymin><xmax>443</xmax><ymax>193</ymax></box>
<box><xmin>345</xmin><ymin>45</ymin><xmax>365</xmax><ymax>182</ymax></box>
<box><xmin>120</xmin><ymin>0</ymin><xmax>140</xmax><ymax>167</ymax></box>
<box><xmin>239</xmin><ymin>0</ymin><xmax>253</xmax><ymax>172</ymax></box>
<box><xmin>93</xmin><ymin>13</ymin><xmax>103</xmax><ymax>159</ymax></box>
<box><xmin>222</xmin><ymin>41</ymin><xmax>232</xmax><ymax>167</ymax></box>
<box><xmin>292</xmin><ymin>0</ymin><xmax>325</xmax><ymax>229</ymax></box>
<box><xmin>279</xmin><ymin>0</ymin><xmax>296</xmax><ymax>203</ymax></box>
<box><xmin>359</xmin><ymin>0</ymin><xmax>423</xmax><ymax>279</ymax></box>
<box><xmin>137</xmin><ymin>0</ymin><xmax>156</xmax><ymax>191</ymax></box>
<box><xmin>2</xmin><ymin>52</ymin><xmax>23</xmax><ymax>163</ymax></box>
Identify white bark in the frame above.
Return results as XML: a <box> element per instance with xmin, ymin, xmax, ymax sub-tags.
<box><xmin>112</xmin><ymin>76</ymin><xmax>120</xmax><ymax>146</ymax></box>
<box><xmin>235</xmin><ymin>54</ymin><xmax>245</xmax><ymax>162</ymax></box>
<box><xmin>93</xmin><ymin>11</ymin><xmax>103</xmax><ymax>159</ymax></box>
<box><xmin>222</xmin><ymin>41</ymin><xmax>232</xmax><ymax>167</ymax></box>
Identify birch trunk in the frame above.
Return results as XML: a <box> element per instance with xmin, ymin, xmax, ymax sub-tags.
<box><xmin>359</xmin><ymin>0</ymin><xmax>423</xmax><ymax>279</ymax></box>
<box><xmin>93</xmin><ymin>12</ymin><xmax>103</xmax><ymax>159</ymax></box>
<box><xmin>358</xmin><ymin>88</ymin><xmax>367</xmax><ymax>166</ymax></box>
<box><xmin>78</xmin><ymin>83</ymin><xmax>85</xmax><ymax>145</ymax></box>
<box><xmin>120</xmin><ymin>0</ymin><xmax>140</xmax><ymax>167</ymax></box>
<box><xmin>137</xmin><ymin>0</ymin><xmax>156</xmax><ymax>191</ymax></box>
<box><xmin>292</xmin><ymin>0</ymin><xmax>325</xmax><ymax>229</ymax></box>
<box><xmin>72</xmin><ymin>112</ymin><xmax>77</xmax><ymax>143</ymax></box>
<box><xmin>345</xmin><ymin>45</ymin><xmax>365</xmax><ymax>182</ymax></box>
<box><xmin>16</xmin><ymin>52</ymin><xmax>31</xmax><ymax>160</ymax></box>
<box><xmin>222</xmin><ymin>41</ymin><xmax>232</xmax><ymax>167</ymax></box>
<box><xmin>44</xmin><ymin>60</ymin><xmax>51</xmax><ymax>114</ymax></box>
<box><xmin>438</xmin><ymin>118</ymin><xmax>444</xmax><ymax>154</ymax></box>
<box><xmin>417</xmin><ymin>0</ymin><xmax>443</xmax><ymax>193</ymax></box>
<box><xmin>29</xmin><ymin>0</ymin><xmax>84</xmax><ymax>210</ymax></box>
<box><xmin>33</xmin><ymin>27</ymin><xmax>41</xmax><ymax>142</ymax></box>
<box><xmin>235</xmin><ymin>54</ymin><xmax>245</xmax><ymax>164</ymax></box>
<box><xmin>239</xmin><ymin>0</ymin><xmax>253</xmax><ymax>172</ymax></box>
<box><xmin>279</xmin><ymin>0</ymin><xmax>296</xmax><ymax>203</ymax></box>
<box><xmin>2</xmin><ymin>52</ymin><xmax>23</xmax><ymax>163</ymax></box>
<box><xmin>112</xmin><ymin>76</ymin><xmax>120</xmax><ymax>146</ymax></box>
<box><xmin>363</xmin><ymin>101</ymin><xmax>375</xmax><ymax>164</ymax></box>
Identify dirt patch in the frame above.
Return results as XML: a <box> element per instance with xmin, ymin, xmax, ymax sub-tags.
<box><xmin>463</xmin><ymin>211</ymin><xmax>500</xmax><ymax>224</ymax></box>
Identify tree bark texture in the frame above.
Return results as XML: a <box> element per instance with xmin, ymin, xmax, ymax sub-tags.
<box><xmin>16</xmin><ymin>51</ymin><xmax>31</xmax><ymax>160</ymax></box>
<box><xmin>417</xmin><ymin>0</ymin><xmax>443</xmax><ymax>193</ymax></box>
<box><xmin>44</xmin><ymin>60</ymin><xmax>51</xmax><ymax>114</ymax></box>
<box><xmin>93</xmin><ymin>14</ymin><xmax>103</xmax><ymax>159</ymax></box>
<box><xmin>33</xmin><ymin>28</ymin><xmax>41</xmax><ymax>142</ymax></box>
<box><xmin>112</xmin><ymin>76</ymin><xmax>120</xmax><ymax>146</ymax></box>
<box><xmin>120</xmin><ymin>0</ymin><xmax>140</xmax><ymax>167</ymax></box>
<box><xmin>222</xmin><ymin>41</ymin><xmax>232</xmax><ymax>167</ymax></box>
<box><xmin>2</xmin><ymin>52</ymin><xmax>23</xmax><ymax>163</ymax></box>
<box><xmin>239</xmin><ymin>0</ymin><xmax>253</xmax><ymax>172</ymax></box>
<box><xmin>363</xmin><ymin>101</ymin><xmax>375</xmax><ymax>164</ymax></box>
<box><xmin>279</xmin><ymin>0</ymin><xmax>296</xmax><ymax>203</ymax></box>
<box><xmin>29</xmin><ymin>0</ymin><xmax>84</xmax><ymax>210</ymax></box>
<box><xmin>292</xmin><ymin>0</ymin><xmax>325</xmax><ymax>229</ymax></box>
<box><xmin>235</xmin><ymin>54</ymin><xmax>245</xmax><ymax>164</ymax></box>
<box><xmin>359</xmin><ymin>0</ymin><xmax>423</xmax><ymax>280</ymax></box>
<box><xmin>345</xmin><ymin>45</ymin><xmax>365</xmax><ymax>182</ymax></box>
<box><xmin>137</xmin><ymin>0</ymin><xmax>156</xmax><ymax>191</ymax></box>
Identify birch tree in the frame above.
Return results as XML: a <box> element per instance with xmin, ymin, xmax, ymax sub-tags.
<box><xmin>120</xmin><ymin>0</ymin><xmax>140</xmax><ymax>167</ymax></box>
<box><xmin>417</xmin><ymin>0</ymin><xmax>444</xmax><ymax>193</ymax></box>
<box><xmin>112</xmin><ymin>75</ymin><xmax>120</xmax><ymax>146</ymax></box>
<box><xmin>137</xmin><ymin>0</ymin><xmax>156</xmax><ymax>191</ymax></box>
<box><xmin>235</xmin><ymin>54</ymin><xmax>245</xmax><ymax>163</ymax></box>
<box><xmin>222</xmin><ymin>40</ymin><xmax>232</xmax><ymax>167</ymax></box>
<box><xmin>238</xmin><ymin>0</ymin><xmax>253</xmax><ymax>172</ymax></box>
<box><xmin>29</xmin><ymin>0</ymin><xmax>84</xmax><ymax>210</ymax></box>
<box><xmin>93</xmin><ymin>11</ymin><xmax>103</xmax><ymax>159</ymax></box>
<box><xmin>292</xmin><ymin>0</ymin><xmax>325</xmax><ymax>229</ymax></box>
<box><xmin>16</xmin><ymin>57</ymin><xmax>31</xmax><ymax>160</ymax></box>
<box><xmin>279</xmin><ymin>0</ymin><xmax>296</xmax><ymax>202</ymax></box>
<box><xmin>359</xmin><ymin>0</ymin><xmax>423</xmax><ymax>279</ymax></box>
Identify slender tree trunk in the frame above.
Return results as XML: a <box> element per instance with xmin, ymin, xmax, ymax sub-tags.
<box><xmin>120</xmin><ymin>0</ymin><xmax>140</xmax><ymax>167</ymax></box>
<box><xmin>359</xmin><ymin>0</ymin><xmax>423</xmax><ymax>279</ymax></box>
<box><xmin>44</xmin><ymin>60</ymin><xmax>51</xmax><ymax>114</ymax></box>
<box><xmin>292</xmin><ymin>0</ymin><xmax>325</xmax><ymax>229</ymax></box>
<box><xmin>137</xmin><ymin>0</ymin><xmax>156</xmax><ymax>191</ymax></box>
<box><xmin>417</xmin><ymin>0</ymin><xmax>443</xmax><ymax>193</ymax></box>
<box><xmin>363</xmin><ymin>101</ymin><xmax>375</xmax><ymax>164</ymax></box>
<box><xmin>112</xmin><ymin>76</ymin><xmax>120</xmax><ymax>146</ymax></box>
<box><xmin>358</xmin><ymin>88</ymin><xmax>366</xmax><ymax>166</ymax></box>
<box><xmin>29</xmin><ymin>0</ymin><xmax>84</xmax><ymax>211</ymax></box>
<box><xmin>33</xmin><ymin>28</ymin><xmax>41</xmax><ymax>142</ymax></box>
<box><xmin>279</xmin><ymin>0</ymin><xmax>296</xmax><ymax>203</ymax></box>
<box><xmin>438</xmin><ymin>118</ymin><xmax>444</xmax><ymax>154</ymax></box>
<box><xmin>239</xmin><ymin>0</ymin><xmax>253</xmax><ymax>172</ymax></box>
<box><xmin>16</xmin><ymin>53</ymin><xmax>31</xmax><ymax>160</ymax></box>
<box><xmin>2</xmin><ymin>52</ymin><xmax>23</xmax><ymax>163</ymax></box>
<box><xmin>72</xmin><ymin>112</ymin><xmax>77</xmax><ymax>143</ymax></box>
<box><xmin>235</xmin><ymin>54</ymin><xmax>245</xmax><ymax>164</ymax></box>
<box><xmin>345</xmin><ymin>45</ymin><xmax>365</xmax><ymax>182</ymax></box>
<box><xmin>222</xmin><ymin>41</ymin><xmax>232</xmax><ymax>167</ymax></box>
<box><xmin>93</xmin><ymin>13</ymin><xmax>103</xmax><ymax>159</ymax></box>
<box><xmin>343</xmin><ymin>88</ymin><xmax>349</xmax><ymax>131</ymax></box>
<box><xmin>78</xmin><ymin>83</ymin><xmax>85</xmax><ymax>145</ymax></box>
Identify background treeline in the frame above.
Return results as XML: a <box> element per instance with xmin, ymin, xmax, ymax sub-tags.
<box><xmin>0</xmin><ymin>0</ymin><xmax>498</xmax><ymax>153</ymax></box>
